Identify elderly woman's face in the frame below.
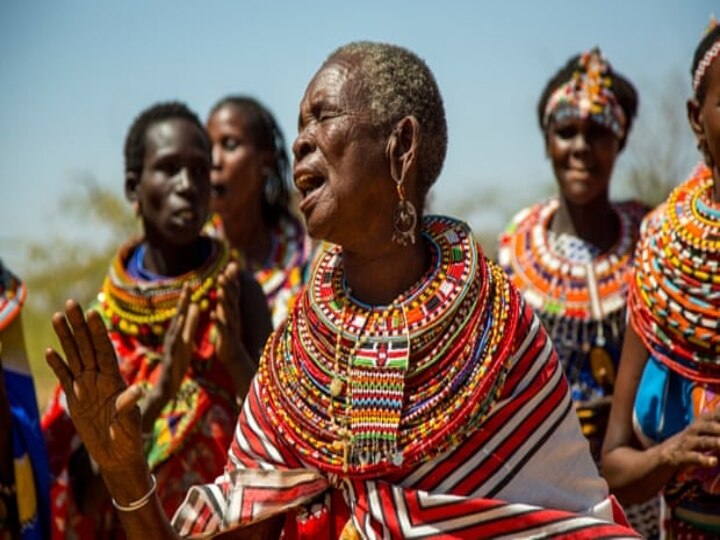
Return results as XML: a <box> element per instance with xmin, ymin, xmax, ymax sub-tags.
<box><xmin>292</xmin><ymin>56</ymin><xmax>395</xmax><ymax>248</ymax></box>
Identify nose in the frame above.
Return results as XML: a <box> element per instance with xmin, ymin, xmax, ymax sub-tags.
<box><xmin>175</xmin><ymin>167</ymin><xmax>195</xmax><ymax>194</ymax></box>
<box><xmin>211</xmin><ymin>144</ymin><xmax>222</xmax><ymax>170</ymax></box>
<box><xmin>569</xmin><ymin>131</ymin><xmax>590</xmax><ymax>154</ymax></box>
<box><xmin>292</xmin><ymin>126</ymin><xmax>315</xmax><ymax>163</ymax></box>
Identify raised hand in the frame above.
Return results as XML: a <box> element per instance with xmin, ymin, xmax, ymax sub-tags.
<box><xmin>141</xmin><ymin>284</ymin><xmax>199</xmax><ymax>430</ymax></box>
<box><xmin>45</xmin><ymin>300</ymin><xmax>146</xmax><ymax>473</ymax></box>
<box><xmin>212</xmin><ymin>262</ymin><xmax>255</xmax><ymax>399</ymax></box>
<box><xmin>213</xmin><ymin>262</ymin><xmax>243</xmax><ymax>366</ymax></box>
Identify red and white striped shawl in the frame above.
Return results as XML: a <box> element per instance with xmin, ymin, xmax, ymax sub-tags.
<box><xmin>171</xmin><ymin>299</ymin><xmax>637</xmax><ymax>539</ymax></box>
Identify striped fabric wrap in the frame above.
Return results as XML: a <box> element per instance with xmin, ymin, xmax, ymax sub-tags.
<box><xmin>172</xmin><ymin>219</ymin><xmax>637</xmax><ymax>539</ymax></box>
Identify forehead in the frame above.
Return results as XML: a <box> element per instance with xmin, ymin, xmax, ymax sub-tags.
<box><xmin>144</xmin><ymin>118</ymin><xmax>208</xmax><ymax>157</ymax></box>
<box><xmin>302</xmin><ymin>55</ymin><xmax>364</xmax><ymax>108</ymax></box>
<box><xmin>211</xmin><ymin>104</ymin><xmax>248</xmax><ymax>130</ymax></box>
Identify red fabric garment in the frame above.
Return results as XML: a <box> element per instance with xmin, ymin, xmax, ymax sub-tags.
<box><xmin>42</xmin><ymin>238</ymin><xmax>239</xmax><ymax>539</ymax></box>
<box><xmin>173</xmin><ymin>292</ymin><xmax>638</xmax><ymax>538</ymax></box>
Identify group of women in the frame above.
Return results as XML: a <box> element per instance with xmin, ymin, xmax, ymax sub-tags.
<box><xmin>0</xmin><ymin>16</ymin><xmax>718</xmax><ymax>540</ymax></box>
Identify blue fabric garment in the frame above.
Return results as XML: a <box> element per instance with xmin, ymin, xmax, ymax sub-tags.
<box><xmin>4</xmin><ymin>368</ymin><xmax>50</xmax><ymax>540</ymax></box>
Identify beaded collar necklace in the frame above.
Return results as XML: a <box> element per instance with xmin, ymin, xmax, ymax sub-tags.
<box><xmin>630</xmin><ymin>164</ymin><xmax>720</xmax><ymax>383</ymax></box>
<box><xmin>0</xmin><ymin>262</ymin><xmax>26</xmax><ymax>332</ymax></box>
<box><xmin>499</xmin><ymin>199</ymin><xmax>645</xmax><ymax>374</ymax></box>
<box><xmin>258</xmin><ymin>216</ymin><xmax>519</xmax><ymax>477</ymax></box>
<box><xmin>98</xmin><ymin>236</ymin><xmax>229</xmax><ymax>338</ymax></box>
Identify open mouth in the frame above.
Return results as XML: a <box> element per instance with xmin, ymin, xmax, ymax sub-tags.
<box><xmin>295</xmin><ymin>173</ymin><xmax>325</xmax><ymax>199</ymax></box>
<box><xmin>210</xmin><ymin>183</ymin><xmax>228</xmax><ymax>198</ymax></box>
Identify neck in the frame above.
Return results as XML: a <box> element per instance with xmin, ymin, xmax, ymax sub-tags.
<box><xmin>141</xmin><ymin>237</ymin><xmax>207</xmax><ymax>277</ymax></box>
<box><xmin>550</xmin><ymin>195</ymin><xmax>618</xmax><ymax>253</ymax></box>
<box><xmin>342</xmin><ymin>238</ymin><xmax>430</xmax><ymax>306</ymax></box>
<box><xmin>712</xmin><ymin>165</ymin><xmax>720</xmax><ymax>204</ymax></box>
<box><xmin>222</xmin><ymin>210</ymin><xmax>274</xmax><ymax>267</ymax></box>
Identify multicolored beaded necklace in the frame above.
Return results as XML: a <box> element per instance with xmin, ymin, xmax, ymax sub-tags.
<box><xmin>630</xmin><ymin>163</ymin><xmax>720</xmax><ymax>383</ymax></box>
<box><xmin>499</xmin><ymin>198</ymin><xmax>646</xmax><ymax>395</ymax></box>
<box><xmin>0</xmin><ymin>261</ymin><xmax>26</xmax><ymax>332</ymax></box>
<box><xmin>98</xmin><ymin>236</ymin><xmax>229</xmax><ymax>338</ymax></box>
<box><xmin>258</xmin><ymin>216</ymin><xmax>519</xmax><ymax>477</ymax></box>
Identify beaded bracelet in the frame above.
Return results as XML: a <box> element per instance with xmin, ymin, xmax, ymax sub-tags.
<box><xmin>111</xmin><ymin>474</ymin><xmax>157</xmax><ymax>512</ymax></box>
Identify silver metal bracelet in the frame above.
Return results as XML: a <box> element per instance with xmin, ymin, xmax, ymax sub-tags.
<box><xmin>111</xmin><ymin>474</ymin><xmax>157</xmax><ymax>512</ymax></box>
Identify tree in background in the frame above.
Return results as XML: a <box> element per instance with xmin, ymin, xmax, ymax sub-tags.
<box><xmin>21</xmin><ymin>177</ymin><xmax>136</xmax><ymax>408</ymax></box>
<box><xmin>620</xmin><ymin>71</ymin><xmax>697</xmax><ymax>207</ymax></box>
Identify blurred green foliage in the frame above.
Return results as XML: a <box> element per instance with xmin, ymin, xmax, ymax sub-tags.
<box><xmin>21</xmin><ymin>178</ymin><xmax>137</xmax><ymax>408</ymax></box>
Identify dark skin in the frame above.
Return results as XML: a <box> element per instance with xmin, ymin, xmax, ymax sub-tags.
<box><xmin>545</xmin><ymin>116</ymin><xmax>621</xmax><ymax>253</ymax></box>
<box><xmin>207</xmin><ymin>104</ymin><xmax>275</xmax><ymax>267</ymax></box>
<box><xmin>45</xmin><ymin>54</ymin><xmax>430</xmax><ymax>538</ymax></box>
<box><xmin>58</xmin><ymin>116</ymin><xmax>272</xmax><ymax>528</ymax></box>
<box><xmin>124</xmin><ymin>117</ymin><xmax>270</xmax><ymax>407</ymax></box>
<box><xmin>601</xmin><ymin>57</ymin><xmax>720</xmax><ymax>504</ymax></box>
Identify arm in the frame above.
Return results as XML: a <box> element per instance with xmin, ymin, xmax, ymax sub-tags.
<box><xmin>45</xmin><ymin>301</ymin><xmax>285</xmax><ymax>539</ymax></box>
<box><xmin>601</xmin><ymin>324</ymin><xmax>720</xmax><ymax>504</ymax></box>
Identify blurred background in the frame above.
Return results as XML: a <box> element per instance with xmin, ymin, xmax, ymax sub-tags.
<box><xmin>0</xmin><ymin>0</ymin><xmax>711</xmax><ymax>408</ymax></box>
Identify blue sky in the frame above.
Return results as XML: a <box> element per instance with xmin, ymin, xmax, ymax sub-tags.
<box><xmin>0</xmin><ymin>0</ymin><xmax>713</xmax><ymax>273</ymax></box>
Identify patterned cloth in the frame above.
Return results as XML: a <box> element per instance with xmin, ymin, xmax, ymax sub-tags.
<box><xmin>0</xmin><ymin>262</ymin><xmax>50</xmax><ymax>540</ymax></box>
<box><xmin>172</xmin><ymin>217</ymin><xmax>637</xmax><ymax>539</ymax></box>
<box><xmin>207</xmin><ymin>213</ymin><xmax>312</xmax><ymax>328</ymax></box>
<box><xmin>42</xmin><ymin>237</ymin><xmax>240</xmax><ymax>538</ymax></box>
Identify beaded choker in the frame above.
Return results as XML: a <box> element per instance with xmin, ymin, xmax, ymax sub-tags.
<box><xmin>499</xmin><ymin>198</ymin><xmax>646</xmax><ymax>397</ymax></box>
<box><xmin>0</xmin><ymin>261</ymin><xmax>26</xmax><ymax>332</ymax></box>
<box><xmin>630</xmin><ymin>163</ymin><xmax>720</xmax><ymax>383</ymax></box>
<box><xmin>258</xmin><ymin>216</ymin><xmax>519</xmax><ymax>477</ymax></box>
<box><xmin>98</xmin><ymin>236</ymin><xmax>229</xmax><ymax>337</ymax></box>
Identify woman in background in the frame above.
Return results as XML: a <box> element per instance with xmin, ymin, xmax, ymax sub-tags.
<box><xmin>42</xmin><ymin>102</ymin><xmax>271</xmax><ymax>538</ymax></box>
<box><xmin>0</xmin><ymin>261</ymin><xmax>50</xmax><ymax>539</ymax></box>
<box><xmin>602</xmin><ymin>21</ymin><xmax>720</xmax><ymax>537</ymax></box>
<box><xmin>207</xmin><ymin>96</ymin><xmax>312</xmax><ymax>328</ymax></box>
<box><xmin>498</xmin><ymin>49</ymin><xmax>657</xmax><ymax>536</ymax></box>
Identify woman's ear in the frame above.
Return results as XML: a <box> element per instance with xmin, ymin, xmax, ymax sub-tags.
<box><xmin>386</xmin><ymin>115</ymin><xmax>420</xmax><ymax>183</ymax></box>
<box><xmin>125</xmin><ymin>171</ymin><xmax>141</xmax><ymax>215</ymax></box>
<box><xmin>687</xmin><ymin>97</ymin><xmax>704</xmax><ymax>144</ymax></box>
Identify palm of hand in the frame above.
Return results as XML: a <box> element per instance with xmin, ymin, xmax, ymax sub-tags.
<box><xmin>67</xmin><ymin>368</ymin><xmax>143</xmax><ymax>472</ymax></box>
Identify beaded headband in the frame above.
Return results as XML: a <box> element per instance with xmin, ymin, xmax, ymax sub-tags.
<box><xmin>543</xmin><ymin>48</ymin><xmax>627</xmax><ymax>140</ymax></box>
<box><xmin>693</xmin><ymin>16</ymin><xmax>720</xmax><ymax>93</ymax></box>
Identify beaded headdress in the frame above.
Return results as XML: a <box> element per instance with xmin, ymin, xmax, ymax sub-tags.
<box><xmin>693</xmin><ymin>15</ymin><xmax>720</xmax><ymax>93</ymax></box>
<box><xmin>543</xmin><ymin>48</ymin><xmax>627</xmax><ymax>140</ymax></box>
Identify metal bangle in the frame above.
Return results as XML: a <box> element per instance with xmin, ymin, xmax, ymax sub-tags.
<box><xmin>111</xmin><ymin>474</ymin><xmax>157</xmax><ymax>512</ymax></box>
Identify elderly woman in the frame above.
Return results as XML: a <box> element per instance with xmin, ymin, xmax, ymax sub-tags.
<box><xmin>206</xmin><ymin>96</ymin><xmax>312</xmax><ymax>328</ymax></box>
<box><xmin>41</xmin><ymin>102</ymin><xmax>272</xmax><ymax>537</ymax></box>
<box><xmin>45</xmin><ymin>43</ymin><xmax>637</xmax><ymax>539</ymax></box>
<box><xmin>602</xmin><ymin>22</ymin><xmax>720</xmax><ymax>538</ymax></box>
<box><xmin>497</xmin><ymin>50</ymin><xmax>658</xmax><ymax>536</ymax></box>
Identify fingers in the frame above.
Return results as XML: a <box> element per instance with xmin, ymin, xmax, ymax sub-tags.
<box><xmin>51</xmin><ymin>310</ymin><xmax>83</xmax><ymax>375</ymax></box>
<box><xmin>45</xmin><ymin>347</ymin><xmax>74</xmax><ymax>396</ymax></box>
<box><xmin>87</xmin><ymin>310</ymin><xmax>120</xmax><ymax>375</ymax></box>
<box><xmin>115</xmin><ymin>385</ymin><xmax>143</xmax><ymax>415</ymax></box>
<box><xmin>65</xmin><ymin>300</ymin><xmax>98</xmax><ymax>371</ymax></box>
<box><xmin>182</xmin><ymin>303</ymin><xmax>200</xmax><ymax>344</ymax></box>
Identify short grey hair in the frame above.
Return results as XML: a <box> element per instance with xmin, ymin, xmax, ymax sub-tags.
<box><xmin>329</xmin><ymin>42</ymin><xmax>448</xmax><ymax>197</ymax></box>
